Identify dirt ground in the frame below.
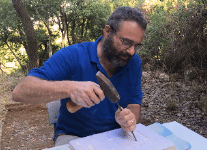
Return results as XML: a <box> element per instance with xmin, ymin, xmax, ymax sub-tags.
<box><xmin>1</xmin><ymin>103</ymin><xmax>54</xmax><ymax>150</ymax></box>
<box><xmin>0</xmin><ymin>75</ymin><xmax>54</xmax><ymax>150</ymax></box>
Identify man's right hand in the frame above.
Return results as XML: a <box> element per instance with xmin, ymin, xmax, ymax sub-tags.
<box><xmin>69</xmin><ymin>81</ymin><xmax>105</xmax><ymax>108</ymax></box>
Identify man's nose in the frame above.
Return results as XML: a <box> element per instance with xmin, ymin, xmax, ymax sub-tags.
<box><xmin>126</xmin><ymin>46</ymin><xmax>135</xmax><ymax>56</ymax></box>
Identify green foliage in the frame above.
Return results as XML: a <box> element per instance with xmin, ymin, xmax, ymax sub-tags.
<box><xmin>23</xmin><ymin>0</ymin><xmax>60</xmax><ymax>21</ymax></box>
<box><xmin>1</xmin><ymin>0</ymin><xmax>205</xmax><ymax>80</ymax></box>
<box><xmin>110</xmin><ymin>0</ymin><xmax>137</xmax><ymax>10</ymax></box>
<box><xmin>139</xmin><ymin>0</ymin><xmax>207</xmax><ymax>81</ymax></box>
<box><xmin>162</xmin><ymin>2</ymin><xmax>207</xmax><ymax>74</ymax></box>
<box><xmin>35</xmin><ymin>22</ymin><xmax>61</xmax><ymax>66</ymax></box>
<box><xmin>0</xmin><ymin>1</ymin><xmax>25</xmax><ymax>67</ymax></box>
<box><xmin>140</xmin><ymin>4</ymin><xmax>170</xmax><ymax>67</ymax></box>
<box><xmin>66</xmin><ymin>0</ymin><xmax>111</xmax><ymax>42</ymax></box>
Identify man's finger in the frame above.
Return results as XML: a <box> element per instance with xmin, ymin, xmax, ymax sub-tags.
<box><xmin>84</xmin><ymin>96</ymin><xmax>95</xmax><ymax>107</ymax></box>
<box><xmin>93</xmin><ymin>83</ymin><xmax>105</xmax><ymax>101</ymax></box>
<box><xmin>89</xmin><ymin>92</ymin><xmax>100</xmax><ymax>104</ymax></box>
<box><xmin>120</xmin><ymin>108</ymin><xmax>131</xmax><ymax>115</ymax></box>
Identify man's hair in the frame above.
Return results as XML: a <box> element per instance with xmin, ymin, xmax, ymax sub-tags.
<box><xmin>106</xmin><ymin>7</ymin><xmax>147</xmax><ymax>32</ymax></box>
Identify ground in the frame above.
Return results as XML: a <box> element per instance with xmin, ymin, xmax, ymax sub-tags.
<box><xmin>0</xmin><ymin>71</ymin><xmax>207</xmax><ymax>150</ymax></box>
<box><xmin>0</xmin><ymin>74</ymin><xmax>54</xmax><ymax>150</ymax></box>
<box><xmin>1</xmin><ymin>103</ymin><xmax>54</xmax><ymax>150</ymax></box>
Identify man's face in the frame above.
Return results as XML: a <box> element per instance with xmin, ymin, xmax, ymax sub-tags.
<box><xmin>102</xmin><ymin>33</ymin><xmax>132</xmax><ymax>67</ymax></box>
<box><xmin>102</xmin><ymin>21</ymin><xmax>145</xmax><ymax>67</ymax></box>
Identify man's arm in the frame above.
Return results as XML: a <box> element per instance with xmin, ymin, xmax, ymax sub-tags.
<box><xmin>127</xmin><ymin>104</ymin><xmax>141</xmax><ymax>123</ymax></box>
<box><xmin>12</xmin><ymin>76</ymin><xmax>104</xmax><ymax>106</ymax></box>
<box><xmin>12</xmin><ymin>76</ymin><xmax>70</xmax><ymax>105</ymax></box>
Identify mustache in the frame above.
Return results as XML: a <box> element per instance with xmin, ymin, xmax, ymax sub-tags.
<box><xmin>118</xmin><ymin>52</ymin><xmax>133</xmax><ymax>59</ymax></box>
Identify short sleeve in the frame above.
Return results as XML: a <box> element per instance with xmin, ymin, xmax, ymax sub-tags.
<box><xmin>28</xmin><ymin>47</ymin><xmax>78</xmax><ymax>81</ymax></box>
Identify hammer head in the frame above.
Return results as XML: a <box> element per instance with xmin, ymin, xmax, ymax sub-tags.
<box><xmin>96</xmin><ymin>71</ymin><xmax>120</xmax><ymax>103</ymax></box>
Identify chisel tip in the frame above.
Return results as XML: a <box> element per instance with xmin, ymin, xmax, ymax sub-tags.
<box><xmin>131</xmin><ymin>131</ymin><xmax>137</xmax><ymax>141</ymax></box>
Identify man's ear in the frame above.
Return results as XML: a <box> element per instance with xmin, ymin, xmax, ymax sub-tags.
<box><xmin>103</xmin><ymin>25</ymin><xmax>112</xmax><ymax>38</ymax></box>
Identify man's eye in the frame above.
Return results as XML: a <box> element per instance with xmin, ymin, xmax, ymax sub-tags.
<box><xmin>122</xmin><ymin>41</ymin><xmax>131</xmax><ymax>46</ymax></box>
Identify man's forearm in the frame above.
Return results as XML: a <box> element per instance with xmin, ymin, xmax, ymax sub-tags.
<box><xmin>127</xmin><ymin>104</ymin><xmax>141</xmax><ymax>123</ymax></box>
<box><xmin>12</xmin><ymin>76</ymin><xmax>72</xmax><ymax>105</ymax></box>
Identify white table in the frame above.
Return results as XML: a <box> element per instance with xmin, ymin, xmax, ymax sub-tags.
<box><xmin>43</xmin><ymin>144</ymin><xmax>71</xmax><ymax>150</ymax></box>
<box><xmin>162</xmin><ymin>121</ymin><xmax>207</xmax><ymax>150</ymax></box>
<box><xmin>44</xmin><ymin>121</ymin><xmax>207</xmax><ymax>150</ymax></box>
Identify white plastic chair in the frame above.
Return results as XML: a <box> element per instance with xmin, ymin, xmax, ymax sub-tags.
<box><xmin>46</xmin><ymin>100</ymin><xmax>60</xmax><ymax>133</ymax></box>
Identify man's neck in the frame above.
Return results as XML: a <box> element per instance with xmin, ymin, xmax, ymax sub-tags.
<box><xmin>97</xmin><ymin>40</ymin><xmax>117</xmax><ymax>79</ymax></box>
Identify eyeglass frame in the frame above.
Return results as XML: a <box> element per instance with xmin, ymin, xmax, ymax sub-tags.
<box><xmin>110</xmin><ymin>26</ymin><xmax>143</xmax><ymax>52</ymax></box>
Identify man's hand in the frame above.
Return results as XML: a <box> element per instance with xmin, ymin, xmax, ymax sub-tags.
<box><xmin>115</xmin><ymin>108</ymin><xmax>136</xmax><ymax>132</ymax></box>
<box><xmin>69</xmin><ymin>81</ymin><xmax>105</xmax><ymax>108</ymax></box>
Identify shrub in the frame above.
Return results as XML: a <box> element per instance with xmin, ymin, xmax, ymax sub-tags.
<box><xmin>139</xmin><ymin>0</ymin><xmax>207</xmax><ymax>82</ymax></box>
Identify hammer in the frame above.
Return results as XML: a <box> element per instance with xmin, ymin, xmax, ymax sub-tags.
<box><xmin>66</xmin><ymin>71</ymin><xmax>137</xmax><ymax>141</ymax></box>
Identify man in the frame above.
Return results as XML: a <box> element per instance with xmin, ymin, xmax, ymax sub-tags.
<box><xmin>12</xmin><ymin>7</ymin><xmax>147</xmax><ymax>146</ymax></box>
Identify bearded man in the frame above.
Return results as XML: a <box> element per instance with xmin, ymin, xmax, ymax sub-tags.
<box><xmin>12</xmin><ymin>7</ymin><xmax>147</xmax><ymax>147</ymax></box>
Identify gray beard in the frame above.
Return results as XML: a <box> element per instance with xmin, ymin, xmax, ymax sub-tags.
<box><xmin>101</xmin><ymin>35</ymin><xmax>133</xmax><ymax>67</ymax></box>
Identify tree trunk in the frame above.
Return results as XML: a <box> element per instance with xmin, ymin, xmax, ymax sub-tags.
<box><xmin>81</xmin><ymin>17</ymin><xmax>85</xmax><ymax>39</ymax></box>
<box><xmin>32</xmin><ymin>2</ymin><xmax>52</xmax><ymax>58</ymax></box>
<box><xmin>62</xmin><ymin>13</ymin><xmax>68</xmax><ymax>47</ymax></box>
<box><xmin>66</xmin><ymin>25</ymin><xmax>70</xmax><ymax>45</ymax></box>
<box><xmin>59</xmin><ymin>1</ymin><xmax>69</xmax><ymax>47</ymax></box>
<box><xmin>60</xmin><ymin>13</ymin><xmax>67</xmax><ymax>48</ymax></box>
<box><xmin>18</xmin><ymin>28</ymin><xmax>28</xmax><ymax>51</ymax></box>
<box><xmin>44</xmin><ymin>20</ymin><xmax>52</xmax><ymax>57</ymax></box>
<box><xmin>71</xmin><ymin>19</ymin><xmax>76</xmax><ymax>44</ymax></box>
<box><xmin>57</xmin><ymin>15</ymin><xmax>65</xmax><ymax>48</ymax></box>
<box><xmin>12</xmin><ymin>0</ymin><xmax>39</xmax><ymax>71</ymax></box>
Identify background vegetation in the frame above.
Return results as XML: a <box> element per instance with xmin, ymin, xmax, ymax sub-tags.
<box><xmin>0</xmin><ymin>0</ymin><xmax>206</xmax><ymax>83</ymax></box>
<box><xmin>139</xmin><ymin>0</ymin><xmax>207</xmax><ymax>83</ymax></box>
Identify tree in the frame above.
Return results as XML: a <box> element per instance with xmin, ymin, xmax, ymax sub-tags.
<box><xmin>66</xmin><ymin>0</ymin><xmax>111</xmax><ymax>43</ymax></box>
<box><xmin>0</xmin><ymin>1</ymin><xmax>28</xmax><ymax>70</ymax></box>
<box><xmin>27</xmin><ymin>0</ymin><xmax>60</xmax><ymax>57</ymax></box>
<box><xmin>58</xmin><ymin>0</ymin><xmax>70</xmax><ymax>47</ymax></box>
<box><xmin>12</xmin><ymin>0</ymin><xmax>39</xmax><ymax>71</ymax></box>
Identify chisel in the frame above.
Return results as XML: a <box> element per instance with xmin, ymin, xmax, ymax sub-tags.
<box><xmin>96</xmin><ymin>71</ymin><xmax>137</xmax><ymax>141</ymax></box>
<box><xmin>66</xmin><ymin>71</ymin><xmax>137</xmax><ymax>141</ymax></box>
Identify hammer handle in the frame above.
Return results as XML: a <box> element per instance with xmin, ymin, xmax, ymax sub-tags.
<box><xmin>66</xmin><ymin>100</ymin><xmax>83</xmax><ymax>113</ymax></box>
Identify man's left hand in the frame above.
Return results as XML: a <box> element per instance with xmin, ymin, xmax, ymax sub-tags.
<box><xmin>115</xmin><ymin>108</ymin><xmax>136</xmax><ymax>132</ymax></box>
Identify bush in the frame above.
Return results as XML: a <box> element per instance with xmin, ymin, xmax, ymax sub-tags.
<box><xmin>163</xmin><ymin>4</ymin><xmax>207</xmax><ymax>74</ymax></box>
<box><xmin>139</xmin><ymin>0</ymin><xmax>207</xmax><ymax>82</ymax></box>
<box><xmin>140</xmin><ymin>4</ymin><xmax>170</xmax><ymax>70</ymax></box>
<box><xmin>199</xmin><ymin>94</ymin><xmax>207</xmax><ymax>115</ymax></box>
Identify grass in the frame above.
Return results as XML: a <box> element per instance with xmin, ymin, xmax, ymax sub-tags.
<box><xmin>199</xmin><ymin>94</ymin><xmax>207</xmax><ymax>116</ymax></box>
<box><xmin>0</xmin><ymin>69</ymin><xmax>26</xmax><ymax>95</ymax></box>
<box><xmin>0</xmin><ymin>67</ymin><xmax>16</xmax><ymax>76</ymax></box>
<box><xmin>164</xmin><ymin>98</ymin><xmax>178</xmax><ymax>111</ymax></box>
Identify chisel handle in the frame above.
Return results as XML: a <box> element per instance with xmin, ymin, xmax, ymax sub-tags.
<box><xmin>116</xmin><ymin>102</ymin><xmax>123</xmax><ymax>111</ymax></box>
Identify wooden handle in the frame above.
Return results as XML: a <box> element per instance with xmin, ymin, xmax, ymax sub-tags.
<box><xmin>66</xmin><ymin>100</ymin><xmax>83</xmax><ymax>113</ymax></box>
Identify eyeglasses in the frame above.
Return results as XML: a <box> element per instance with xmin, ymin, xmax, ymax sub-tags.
<box><xmin>114</xmin><ymin>31</ymin><xmax>142</xmax><ymax>52</ymax></box>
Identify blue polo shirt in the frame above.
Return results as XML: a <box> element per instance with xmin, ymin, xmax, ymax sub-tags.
<box><xmin>28</xmin><ymin>37</ymin><xmax>143</xmax><ymax>138</ymax></box>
